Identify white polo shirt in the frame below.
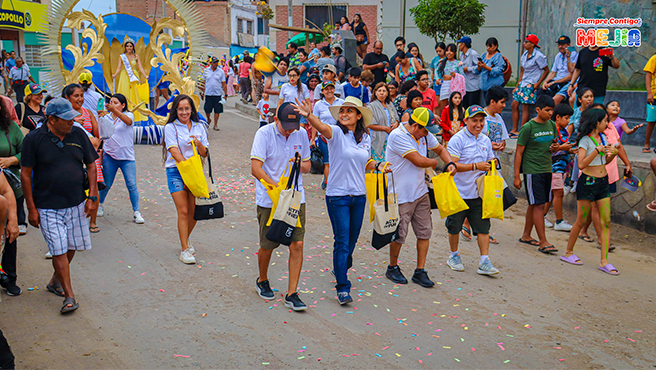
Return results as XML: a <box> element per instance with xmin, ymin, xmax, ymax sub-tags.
<box><xmin>250</xmin><ymin>123</ymin><xmax>311</xmax><ymax>208</ymax></box>
<box><xmin>164</xmin><ymin>120</ymin><xmax>210</xmax><ymax>169</ymax></box>
<box><xmin>278</xmin><ymin>82</ymin><xmax>310</xmax><ymax>105</ymax></box>
<box><xmin>447</xmin><ymin>127</ymin><xmax>494</xmax><ymax>199</ymax></box>
<box><xmin>326</xmin><ymin>125</ymin><xmax>371</xmax><ymax>196</ymax></box>
<box><xmin>385</xmin><ymin>124</ymin><xmax>440</xmax><ymax>204</ymax></box>
<box><xmin>312</xmin><ymin>98</ymin><xmax>344</xmax><ymax>126</ymax></box>
<box><xmin>203</xmin><ymin>66</ymin><xmax>226</xmax><ymax>96</ymax></box>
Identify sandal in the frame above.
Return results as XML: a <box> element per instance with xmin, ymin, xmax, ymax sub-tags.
<box><xmin>489</xmin><ymin>236</ymin><xmax>499</xmax><ymax>245</ymax></box>
<box><xmin>560</xmin><ymin>254</ymin><xmax>583</xmax><ymax>265</ymax></box>
<box><xmin>598</xmin><ymin>263</ymin><xmax>619</xmax><ymax>276</ymax></box>
<box><xmin>509</xmin><ymin>133</ymin><xmax>519</xmax><ymax>139</ymax></box>
<box><xmin>538</xmin><ymin>245</ymin><xmax>558</xmax><ymax>253</ymax></box>
<box><xmin>61</xmin><ymin>297</ymin><xmax>79</xmax><ymax>314</ymax></box>
<box><xmin>642</xmin><ymin>147</ymin><xmax>651</xmax><ymax>153</ymax></box>
<box><xmin>460</xmin><ymin>227</ymin><xmax>472</xmax><ymax>242</ymax></box>
<box><xmin>89</xmin><ymin>226</ymin><xmax>100</xmax><ymax>233</ymax></box>
<box><xmin>46</xmin><ymin>282</ymin><xmax>65</xmax><ymax>297</ymax></box>
<box><xmin>578</xmin><ymin>235</ymin><xmax>594</xmax><ymax>243</ymax></box>
<box><xmin>518</xmin><ymin>238</ymin><xmax>540</xmax><ymax>246</ymax></box>
<box><xmin>647</xmin><ymin>200</ymin><xmax>656</xmax><ymax>212</ymax></box>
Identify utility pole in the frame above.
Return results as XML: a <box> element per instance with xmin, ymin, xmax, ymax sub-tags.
<box><xmin>287</xmin><ymin>0</ymin><xmax>293</xmax><ymax>39</ymax></box>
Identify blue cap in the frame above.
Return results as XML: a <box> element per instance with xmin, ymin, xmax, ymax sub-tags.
<box><xmin>45</xmin><ymin>97</ymin><xmax>81</xmax><ymax>120</ymax></box>
<box><xmin>457</xmin><ymin>36</ymin><xmax>472</xmax><ymax>44</ymax></box>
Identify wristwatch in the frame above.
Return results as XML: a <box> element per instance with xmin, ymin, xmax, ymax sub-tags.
<box><xmin>87</xmin><ymin>195</ymin><xmax>98</xmax><ymax>202</ymax></box>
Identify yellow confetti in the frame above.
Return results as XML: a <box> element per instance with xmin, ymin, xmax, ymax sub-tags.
<box><xmin>395</xmin><ymin>353</ymin><xmax>401</xmax><ymax>357</ymax></box>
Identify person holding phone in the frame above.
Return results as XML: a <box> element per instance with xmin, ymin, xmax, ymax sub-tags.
<box><xmin>540</xmin><ymin>36</ymin><xmax>578</xmax><ymax>105</ymax></box>
<box><xmin>567</xmin><ymin>45</ymin><xmax>620</xmax><ymax>106</ymax></box>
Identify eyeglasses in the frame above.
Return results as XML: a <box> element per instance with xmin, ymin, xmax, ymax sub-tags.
<box><xmin>177</xmin><ymin>107</ymin><xmax>192</xmax><ymax>112</ymax></box>
<box><xmin>288</xmin><ymin>74</ymin><xmax>299</xmax><ymax>78</ymax></box>
<box><xmin>419</xmin><ymin>78</ymin><xmax>429</xmax><ymax>82</ymax></box>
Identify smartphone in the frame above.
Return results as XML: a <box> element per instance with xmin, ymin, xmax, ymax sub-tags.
<box><xmin>567</xmin><ymin>46</ymin><xmax>576</xmax><ymax>52</ymax></box>
<box><xmin>477</xmin><ymin>57</ymin><xmax>482</xmax><ymax>62</ymax></box>
<box><xmin>599</xmin><ymin>47</ymin><xmax>613</xmax><ymax>56</ymax></box>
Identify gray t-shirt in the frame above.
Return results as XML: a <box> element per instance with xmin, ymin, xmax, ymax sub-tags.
<box><xmin>578</xmin><ymin>134</ymin><xmax>606</xmax><ymax>166</ymax></box>
<box><xmin>267</xmin><ymin>72</ymin><xmax>289</xmax><ymax>108</ymax></box>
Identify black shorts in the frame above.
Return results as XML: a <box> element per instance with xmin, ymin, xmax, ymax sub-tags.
<box><xmin>445</xmin><ymin>198</ymin><xmax>491</xmax><ymax>236</ymax></box>
<box><xmin>204</xmin><ymin>95</ymin><xmax>224</xmax><ymax>114</ymax></box>
<box><xmin>576</xmin><ymin>174</ymin><xmax>610</xmax><ymax>201</ymax></box>
<box><xmin>523</xmin><ymin>173</ymin><xmax>552</xmax><ymax>205</ymax></box>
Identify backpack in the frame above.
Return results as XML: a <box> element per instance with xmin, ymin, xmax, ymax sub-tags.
<box><xmin>502</xmin><ymin>55</ymin><xmax>512</xmax><ymax>84</ymax></box>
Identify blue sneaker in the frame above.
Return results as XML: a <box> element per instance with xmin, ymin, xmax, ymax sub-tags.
<box><xmin>447</xmin><ymin>253</ymin><xmax>465</xmax><ymax>272</ymax></box>
<box><xmin>477</xmin><ymin>257</ymin><xmax>499</xmax><ymax>275</ymax></box>
<box><xmin>337</xmin><ymin>292</ymin><xmax>353</xmax><ymax>305</ymax></box>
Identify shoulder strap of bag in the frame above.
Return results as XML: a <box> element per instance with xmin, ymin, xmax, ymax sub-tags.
<box><xmin>206</xmin><ymin>148</ymin><xmax>214</xmax><ymax>184</ymax></box>
<box><xmin>18</xmin><ymin>103</ymin><xmax>25</xmax><ymax>125</ymax></box>
<box><xmin>284</xmin><ymin>152</ymin><xmax>301</xmax><ymax>191</ymax></box>
<box><xmin>171</xmin><ymin>123</ymin><xmax>185</xmax><ymax>161</ymax></box>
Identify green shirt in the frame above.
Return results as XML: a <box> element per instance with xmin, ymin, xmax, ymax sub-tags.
<box><xmin>0</xmin><ymin>122</ymin><xmax>24</xmax><ymax>198</ymax></box>
<box><xmin>517</xmin><ymin>119</ymin><xmax>557</xmax><ymax>174</ymax></box>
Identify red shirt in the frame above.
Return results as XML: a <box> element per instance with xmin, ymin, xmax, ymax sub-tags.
<box><xmin>238</xmin><ymin>62</ymin><xmax>251</xmax><ymax>78</ymax></box>
<box><xmin>419</xmin><ymin>88</ymin><xmax>438</xmax><ymax>112</ymax></box>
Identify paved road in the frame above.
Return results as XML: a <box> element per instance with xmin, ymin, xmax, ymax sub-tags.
<box><xmin>1</xmin><ymin>101</ymin><xmax>655</xmax><ymax>369</ymax></box>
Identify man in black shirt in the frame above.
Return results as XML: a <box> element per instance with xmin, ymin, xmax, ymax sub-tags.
<box><xmin>388</xmin><ymin>36</ymin><xmax>406</xmax><ymax>81</ymax></box>
<box><xmin>567</xmin><ymin>46</ymin><xmax>620</xmax><ymax>104</ymax></box>
<box><xmin>363</xmin><ymin>41</ymin><xmax>390</xmax><ymax>86</ymax></box>
<box><xmin>21</xmin><ymin>97</ymin><xmax>99</xmax><ymax>314</ymax></box>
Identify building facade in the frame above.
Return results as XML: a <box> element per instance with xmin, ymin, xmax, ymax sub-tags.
<box><xmin>268</xmin><ymin>0</ymin><xmax>379</xmax><ymax>54</ymax></box>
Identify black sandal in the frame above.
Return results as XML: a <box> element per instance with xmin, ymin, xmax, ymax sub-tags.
<box><xmin>538</xmin><ymin>245</ymin><xmax>558</xmax><ymax>253</ymax></box>
<box><xmin>61</xmin><ymin>297</ymin><xmax>79</xmax><ymax>314</ymax></box>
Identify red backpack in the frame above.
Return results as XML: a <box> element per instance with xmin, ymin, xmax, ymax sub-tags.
<box><xmin>502</xmin><ymin>55</ymin><xmax>512</xmax><ymax>84</ymax></box>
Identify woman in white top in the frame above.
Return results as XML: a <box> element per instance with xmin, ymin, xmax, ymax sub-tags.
<box><xmin>294</xmin><ymin>96</ymin><xmax>391</xmax><ymax>305</ymax></box>
<box><xmin>312</xmin><ymin>81</ymin><xmax>344</xmax><ymax>189</ymax></box>
<box><xmin>98</xmin><ymin>93</ymin><xmax>143</xmax><ymax>224</ymax></box>
<box><xmin>277</xmin><ymin>67</ymin><xmax>310</xmax><ymax>109</ymax></box>
<box><xmin>163</xmin><ymin>95</ymin><xmax>209</xmax><ymax>264</ymax></box>
<box><xmin>264</xmin><ymin>59</ymin><xmax>288</xmax><ymax>116</ymax></box>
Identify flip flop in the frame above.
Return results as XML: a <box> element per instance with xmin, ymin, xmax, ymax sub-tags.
<box><xmin>89</xmin><ymin>226</ymin><xmax>100</xmax><ymax>233</ymax></box>
<box><xmin>538</xmin><ymin>245</ymin><xmax>558</xmax><ymax>253</ymax></box>
<box><xmin>461</xmin><ymin>227</ymin><xmax>472</xmax><ymax>242</ymax></box>
<box><xmin>597</xmin><ymin>245</ymin><xmax>616</xmax><ymax>252</ymax></box>
<box><xmin>642</xmin><ymin>147</ymin><xmax>651</xmax><ymax>153</ymax></box>
<box><xmin>60</xmin><ymin>297</ymin><xmax>79</xmax><ymax>314</ymax></box>
<box><xmin>509</xmin><ymin>133</ymin><xmax>519</xmax><ymax>139</ymax></box>
<box><xmin>578</xmin><ymin>235</ymin><xmax>594</xmax><ymax>243</ymax></box>
<box><xmin>646</xmin><ymin>200</ymin><xmax>656</xmax><ymax>212</ymax></box>
<box><xmin>489</xmin><ymin>236</ymin><xmax>499</xmax><ymax>245</ymax></box>
<box><xmin>560</xmin><ymin>254</ymin><xmax>583</xmax><ymax>265</ymax></box>
<box><xmin>213</xmin><ymin>127</ymin><xmax>220</xmax><ymax>131</ymax></box>
<box><xmin>518</xmin><ymin>238</ymin><xmax>540</xmax><ymax>246</ymax></box>
<box><xmin>598</xmin><ymin>263</ymin><xmax>619</xmax><ymax>276</ymax></box>
<box><xmin>46</xmin><ymin>283</ymin><xmax>65</xmax><ymax>297</ymax></box>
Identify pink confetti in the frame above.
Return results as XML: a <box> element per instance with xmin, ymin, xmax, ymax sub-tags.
<box><xmin>382</xmin><ymin>346</ymin><xmax>389</xmax><ymax>350</ymax></box>
<box><xmin>558</xmin><ymin>359</ymin><xmax>565</xmax><ymax>362</ymax></box>
<box><xmin>174</xmin><ymin>354</ymin><xmax>190</xmax><ymax>358</ymax></box>
<box><xmin>471</xmin><ymin>348</ymin><xmax>475</xmax><ymax>352</ymax></box>
<box><xmin>366</xmin><ymin>322</ymin><xmax>373</xmax><ymax>325</ymax></box>
<box><xmin>159</xmin><ymin>289</ymin><xmax>165</xmax><ymax>292</ymax></box>
<box><xmin>635</xmin><ymin>330</ymin><xmax>642</xmax><ymax>333</ymax></box>
<box><xmin>375</xmin><ymin>332</ymin><xmax>380</xmax><ymax>336</ymax></box>
<box><xmin>604</xmin><ymin>340</ymin><xmax>610</xmax><ymax>343</ymax></box>
<box><xmin>141</xmin><ymin>272</ymin><xmax>146</xmax><ymax>276</ymax></box>
<box><xmin>574</xmin><ymin>327</ymin><xmax>580</xmax><ymax>329</ymax></box>
<box><xmin>416</xmin><ymin>347</ymin><xmax>420</xmax><ymax>351</ymax></box>
<box><xmin>427</xmin><ymin>352</ymin><xmax>432</xmax><ymax>356</ymax></box>
<box><xmin>497</xmin><ymin>343</ymin><xmax>505</xmax><ymax>351</ymax></box>
<box><xmin>342</xmin><ymin>354</ymin><xmax>350</xmax><ymax>357</ymax></box>
<box><xmin>627</xmin><ymin>338</ymin><xmax>636</xmax><ymax>342</ymax></box>
<box><xmin>554</xmin><ymin>347</ymin><xmax>561</xmax><ymax>349</ymax></box>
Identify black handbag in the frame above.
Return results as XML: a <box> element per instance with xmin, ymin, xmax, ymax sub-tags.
<box><xmin>309</xmin><ymin>145</ymin><xmax>323</xmax><ymax>174</ymax></box>
<box><xmin>193</xmin><ymin>149</ymin><xmax>225</xmax><ymax>220</ymax></box>
<box><xmin>503</xmin><ymin>187</ymin><xmax>517</xmax><ymax>210</ymax></box>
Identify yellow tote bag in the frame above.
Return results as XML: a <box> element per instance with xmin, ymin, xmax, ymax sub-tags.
<box><xmin>480</xmin><ymin>165</ymin><xmax>504</xmax><ymax>220</ymax></box>
<box><xmin>365</xmin><ymin>164</ymin><xmax>388</xmax><ymax>222</ymax></box>
<box><xmin>432</xmin><ymin>172</ymin><xmax>469</xmax><ymax>219</ymax></box>
<box><xmin>176</xmin><ymin>141</ymin><xmax>210</xmax><ymax>198</ymax></box>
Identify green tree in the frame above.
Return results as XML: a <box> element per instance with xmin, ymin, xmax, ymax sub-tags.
<box><xmin>410</xmin><ymin>0</ymin><xmax>487</xmax><ymax>43</ymax></box>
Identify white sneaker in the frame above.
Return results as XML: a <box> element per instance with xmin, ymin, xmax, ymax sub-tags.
<box><xmin>133</xmin><ymin>211</ymin><xmax>145</xmax><ymax>224</ymax></box>
<box><xmin>179</xmin><ymin>249</ymin><xmax>196</xmax><ymax>264</ymax></box>
<box><xmin>563</xmin><ymin>186</ymin><xmax>571</xmax><ymax>196</ymax></box>
<box><xmin>544</xmin><ymin>217</ymin><xmax>554</xmax><ymax>228</ymax></box>
<box><xmin>187</xmin><ymin>239</ymin><xmax>195</xmax><ymax>255</ymax></box>
<box><xmin>45</xmin><ymin>251</ymin><xmax>52</xmax><ymax>259</ymax></box>
<box><xmin>554</xmin><ymin>220</ymin><xmax>573</xmax><ymax>232</ymax></box>
<box><xmin>18</xmin><ymin>225</ymin><xmax>27</xmax><ymax>235</ymax></box>
<box><xmin>97</xmin><ymin>204</ymin><xmax>104</xmax><ymax>217</ymax></box>
<box><xmin>570</xmin><ymin>182</ymin><xmax>577</xmax><ymax>193</ymax></box>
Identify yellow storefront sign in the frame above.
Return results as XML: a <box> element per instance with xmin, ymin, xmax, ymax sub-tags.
<box><xmin>0</xmin><ymin>0</ymin><xmax>47</xmax><ymax>32</ymax></box>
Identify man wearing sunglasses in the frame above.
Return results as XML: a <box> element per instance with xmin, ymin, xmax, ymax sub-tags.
<box><xmin>20</xmin><ymin>98</ymin><xmax>99</xmax><ymax>314</ymax></box>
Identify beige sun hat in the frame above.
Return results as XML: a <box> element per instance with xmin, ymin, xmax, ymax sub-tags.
<box><xmin>328</xmin><ymin>96</ymin><xmax>373</xmax><ymax>127</ymax></box>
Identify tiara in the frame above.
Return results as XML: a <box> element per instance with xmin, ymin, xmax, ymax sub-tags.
<box><xmin>123</xmin><ymin>37</ymin><xmax>135</xmax><ymax>46</ymax></box>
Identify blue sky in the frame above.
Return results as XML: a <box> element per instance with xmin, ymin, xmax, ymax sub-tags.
<box><xmin>73</xmin><ymin>0</ymin><xmax>116</xmax><ymax>16</ymax></box>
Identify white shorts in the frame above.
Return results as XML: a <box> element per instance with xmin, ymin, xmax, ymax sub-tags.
<box><xmin>38</xmin><ymin>201</ymin><xmax>92</xmax><ymax>256</ymax></box>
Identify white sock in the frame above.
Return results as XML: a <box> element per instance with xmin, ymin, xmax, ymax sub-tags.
<box><xmin>480</xmin><ymin>255</ymin><xmax>489</xmax><ymax>264</ymax></box>
<box><xmin>450</xmin><ymin>251</ymin><xmax>459</xmax><ymax>258</ymax></box>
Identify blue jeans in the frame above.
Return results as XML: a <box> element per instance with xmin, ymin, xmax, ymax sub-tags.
<box><xmin>99</xmin><ymin>153</ymin><xmax>140</xmax><ymax>211</ymax></box>
<box><xmin>326</xmin><ymin>195</ymin><xmax>366</xmax><ymax>293</ymax></box>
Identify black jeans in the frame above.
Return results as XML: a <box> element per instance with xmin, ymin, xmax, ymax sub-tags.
<box><xmin>0</xmin><ymin>330</ymin><xmax>14</xmax><ymax>370</ymax></box>
<box><xmin>1</xmin><ymin>196</ymin><xmax>24</xmax><ymax>284</ymax></box>
<box><xmin>16</xmin><ymin>196</ymin><xmax>25</xmax><ymax>226</ymax></box>
<box><xmin>12</xmin><ymin>81</ymin><xmax>27</xmax><ymax>103</ymax></box>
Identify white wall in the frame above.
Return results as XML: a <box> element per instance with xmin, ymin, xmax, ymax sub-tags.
<box><xmin>381</xmin><ymin>0</ymin><xmax>520</xmax><ymax>74</ymax></box>
<box><xmin>231</xmin><ymin>0</ymin><xmax>259</xmax><ymax>46</ymax></box>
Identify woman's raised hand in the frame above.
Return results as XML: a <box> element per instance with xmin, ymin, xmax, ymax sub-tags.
<box><xmin>292</xmin><ymin>98</ymin><xmax>311</xmax><ymax>117</ymax></box>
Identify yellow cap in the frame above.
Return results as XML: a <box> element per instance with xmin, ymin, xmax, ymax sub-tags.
<box><xmin>78</xmin><ymin>72</ymin><xmax>92</xmax><ymax>84</ymax></box>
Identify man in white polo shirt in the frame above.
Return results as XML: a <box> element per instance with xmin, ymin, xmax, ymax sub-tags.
<box><xmin>385</xmin><ymin>107</ymin><xmax>456</xmax><ymax>287</ymax></box>
<box><xmin>446</xmin><ymin>105</ymin><xmax>500</xmax><ymax>275</ymax></box>
<box><xmin>250</xmin><ymin>102</ymin><xmax>311</xmax><ymax>311</ymax></box>
<box><xmin>201</xmin><ymin>57</ymin><xmax>227</xmax><ymax>131</ymax></box>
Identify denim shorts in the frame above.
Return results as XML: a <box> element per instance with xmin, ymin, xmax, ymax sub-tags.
<box><xmin>647</xmin><ymin>103</ymin><xmax>656</xmax><ymax>123</ymax></box>
<box><xmin>576</xmin><ymin>174</ymin><xmax>610</xmax><ymax>202</ymax></box>
<box><xmin>166</xmin><ymin>167</ymin><xmax>185</xmax><ymax>194</ymax></box>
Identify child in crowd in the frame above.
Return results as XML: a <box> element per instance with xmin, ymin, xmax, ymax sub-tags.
<box><xmin>606</xmin><ymin>100</ymin><xmax>644</xmax><ymax>139</ymax></box>
<box><xmin>482</xmin><ymin>86</ymin><xmax>509</xmax><ymax>158</ymax></box>
<box><xmin>440</xmin><ymin>91</ymin><xmax>464</xmax><ymax>143</ymax></box>
<box><xmin>544</xmin><ymin>103</ymin><xmax>574</xmax><ymax>231</ymax></box>
<box><xmin>514</xmin><ymin>95</ymin><xmax>559</xmax><ymax>254</ymax></box>
<box><xmin>256</xmin><ymin>92</ymin><xmax>270</xmax><ymax>127</ymax></box>
<box><xmin>360</xmin><ymin>70</ymin><xmax>375</xmax><ymax>103</ymax></box>
<box><xmin>567</xmin><ymin>88</ymin><xmax>594</xmax><ymax>139</ymax></box>
<box><xmin>401</xmin><ymin>90</ymin><xmax>424</xmax><ymax>123</ymax></box>
<box><xmin>341</xmin><ymin>67</ymin><xmax>369</xmax><ymax>103</ymax></box>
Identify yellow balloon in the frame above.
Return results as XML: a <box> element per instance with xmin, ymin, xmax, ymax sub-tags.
<box><xmin>253</xmin><ymin>46</ymin><xmax>278</xmax><ymax>77</ymax></box>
